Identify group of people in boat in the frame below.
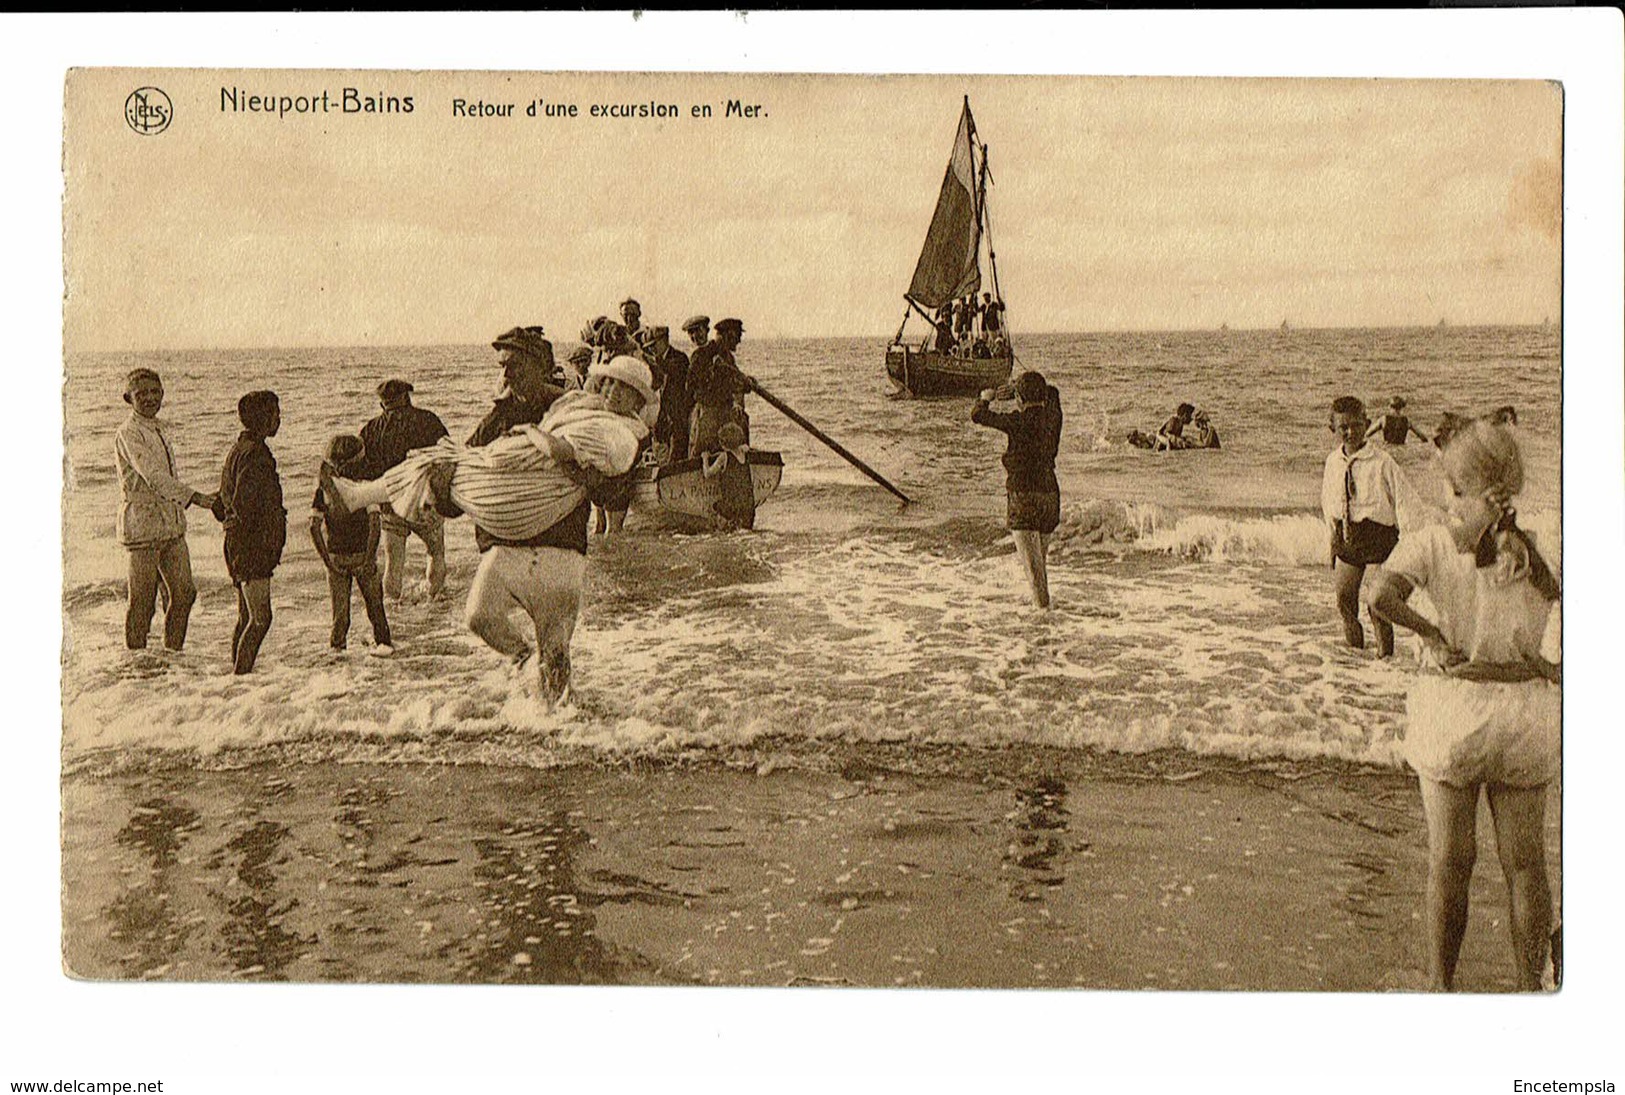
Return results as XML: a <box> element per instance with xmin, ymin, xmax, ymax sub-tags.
<box><xmin>926</xmin><ymin>291</ymin><xmax>1011</xmax><ymax>359</ymax></box>
<box><xmin>111</xmin><ymin>302</ymin><xmax>760</xmax><ymax>696</ymax></box>
<box><xmin>568</xmin><ymin>300</ymin><xmax>756</xmax><ymax>472</ymax></box>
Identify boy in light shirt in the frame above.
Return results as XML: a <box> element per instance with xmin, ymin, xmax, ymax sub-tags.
<box><xmin>1321</xmin><ymin>395</ymin><xmax>1405</xmax><ymax>657</ymax></box>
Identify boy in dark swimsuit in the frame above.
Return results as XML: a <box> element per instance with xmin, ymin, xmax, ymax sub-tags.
<box><xmin>1366</xmin><ymin>396</ymin><xmax>1430</xmax><ymax>446</ymax></box>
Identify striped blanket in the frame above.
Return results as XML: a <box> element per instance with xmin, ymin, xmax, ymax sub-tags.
<box><xmin>380</xmin><ymin>391</ymin><xmax>646</xmax><ymax>541</ymax></box>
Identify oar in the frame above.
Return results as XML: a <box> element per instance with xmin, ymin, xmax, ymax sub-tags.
<box><xmin>750</xmin><ymin>381</ymin><xmax>911</xmax><ymax>504</ymax></box>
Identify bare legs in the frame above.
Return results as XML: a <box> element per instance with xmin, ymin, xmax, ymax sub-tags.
<box><xmin>1012</xmin><ymin>530</ymin><xmax>1051</xmax><ymax>609</ymax></box>
<box><xmin>1487</xmin><ymin>784</ymin><xmax>1553</xmax><ymax>991</ymax></box>
<box><xmin>125</xmin><ymin>537</ymin><xmax>198</xmax><ymax>651</ymax></box>
<box><xmin>232</xmin><ymin>578</ymin><xmax>273</xmax><ymax>674</ymax></box>
<box><xmin>1419</xmin><ymin>779</ymin><xmax>1477</xmax><ymax>991</ymax></box>
<box><xmin>1418</xmin><ymin>778</ymin><xmax>1553</xmax><ymax>991</ymax></box>
<box><xmin>1333</xmin><ymin>559</ymin><xmax>1393</xmax><ymax>656</ymax></box>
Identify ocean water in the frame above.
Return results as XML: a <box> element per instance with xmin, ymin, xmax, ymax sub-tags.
<box><xmin>62</xmin><ymin>325</ymin><xmax>1560</xmax><ymax>774</ymax></box>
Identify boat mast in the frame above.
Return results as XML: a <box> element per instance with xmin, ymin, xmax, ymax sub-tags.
<box><xmin>977</xmin><ymin>139</ymin><xmax>1004</xmax><ymax>315</ymax></box>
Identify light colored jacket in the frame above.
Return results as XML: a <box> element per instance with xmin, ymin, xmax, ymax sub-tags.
<box><xmin>114</xmin><ymin>412</ymin><xmax>196</xmax><ymax>546</ymax></box>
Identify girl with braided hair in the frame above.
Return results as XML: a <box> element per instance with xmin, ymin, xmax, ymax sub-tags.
<box><xmin>1367</xmin><ymin>412</ymin><xmax>1560</xmax><ymax>991</ymax></box>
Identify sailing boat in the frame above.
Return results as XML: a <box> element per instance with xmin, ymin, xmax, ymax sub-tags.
<box><xmin>885</xmin><ymin>98</ymin><xmax>1013</xmax><ymax>397</ymax></box>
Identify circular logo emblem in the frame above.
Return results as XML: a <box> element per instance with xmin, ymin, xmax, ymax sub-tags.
<box><xmin>124</xmin><ymin>87</ymin><xmax>172</xmax><ymax>136</ymax></box>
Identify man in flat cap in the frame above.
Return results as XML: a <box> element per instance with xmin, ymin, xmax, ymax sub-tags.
<box><xmin>438</xmin><ymin>326</ymin><xmax>629</xmax><ymax>705</ymax></box>
<box><xmin>113</xmin><ymin>367</ymin><xmax>222</xmax><ymax>652</ymax></box>
<box><xmin>681</xmin><ymin>315</ymin><xmax>710</xmax><ymax>353</ymax></box>
<box><xmin>565</xmin><ymin>345</ymin><xmax>594</xmax><ymax>390</ymax></box>
<box><xmin>469</xmin><ymin>327</ymin><xmax>565</xmax><ymax>447</ymax></box>
<box><xmin>688</xmin><ymin>318</ymin><xmax>754</xmax><ymax>458</ymax></box>
<box><xmin>639</xmin><ymin>325</ymin><xmax>692</xmax><ymax>465</ymax></box>
<box><xmin>360</xmin><ymin>378</ymin><xmax>450</xmax><ymax>600</ymax></box>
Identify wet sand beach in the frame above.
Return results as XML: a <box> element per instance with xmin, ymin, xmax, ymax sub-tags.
<box><xmin>60</xmin><ymin>329</ymin><xmax>1564</xmax><ymax>996</ymax></box>
<box><xmin>62</xmin><ymin>745</ymin><xmax>1560</xmax><ymax>992</ymax></box>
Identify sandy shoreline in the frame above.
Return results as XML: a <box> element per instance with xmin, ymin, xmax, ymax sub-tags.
<box><xmin>60</xmin><ymin>744</ymin><xmax>1560</xmax><ymax>992</ymax></box>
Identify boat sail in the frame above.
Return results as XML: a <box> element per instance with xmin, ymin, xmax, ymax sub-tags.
<box><xmin>885</xmin><ymin>98</ymin><xmax>1014</xmax><ymax>397</ymax></box>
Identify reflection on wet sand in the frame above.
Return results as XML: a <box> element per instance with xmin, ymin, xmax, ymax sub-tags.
<box><xmin>62</xmin><ymin>752</ymin><xmax>1558</xmax><ymax>991</ymax></box>
<box><xmin>104</xmin><ymin>796</ymin><xmax>202</xmax><ymax>979</ymax></box>
<box><xmin>208</xmin><ymin>819</ymin><xmax>313</xmax><ymax>978</ymax></box>
<box><xmin>450</xmin><ymin>811</ymin><xmax>673</xmax><ymax>984</ymax></box>
<box><xmin>1004</xmin><ymin>777</ymin><xmax>1073</xmax><ymax>902</ymax></box>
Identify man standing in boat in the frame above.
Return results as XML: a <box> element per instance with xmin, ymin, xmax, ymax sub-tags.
<box><xmin>641</xmin><ymin>325</ymin><xmax>693</xmax><ymax>465</ymax></box>
<box><xmin>980</xmin><ymin>292</ymin><xmax>1006</xmax><ymax>340</ymax></box>
<box><xmin>681</xmin><ymin>314</ymin><xmax>710</xmax><ymax>354</ymax></box>
<box><xmin>688</xmin><ymin>317</ymin><xmax>753</xmax><ymax>457</ymax></box>
<box><xmin>619</xmin><ymin>298</ymin><xmax>645</xmax><ymax>346</ymax></box>
<box><xmin>565</xmin><ymin>345</ymin><xmax>594</xmax><ymax>390</ymax></box>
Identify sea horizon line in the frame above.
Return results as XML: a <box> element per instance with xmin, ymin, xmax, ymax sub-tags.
<box><xmin>67</xmin><ymin>320</ymin><xmax>1560</xmax><ymax>358</ymax></box>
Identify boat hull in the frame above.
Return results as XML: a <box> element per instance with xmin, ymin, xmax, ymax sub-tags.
<box><xmin>885</xmin><ymin>344</ymin><xmax>1013</xmax><ymax>397</ymax></box>
<box><xmin>629</xmin><ymin>450</ymin><xmax>784</xmax><ymax>523</ymax></box>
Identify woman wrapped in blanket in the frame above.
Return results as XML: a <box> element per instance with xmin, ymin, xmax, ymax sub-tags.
<box><xmin>321</xmin><ymin>356</ymin><xmax>659</xmax><ymax>538</ymax></box>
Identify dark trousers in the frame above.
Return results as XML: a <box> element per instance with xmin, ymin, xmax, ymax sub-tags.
<box><xmin>327</xmin><ymin>553</ymin><xmax>391</xmax><ymax>649</ymax></box>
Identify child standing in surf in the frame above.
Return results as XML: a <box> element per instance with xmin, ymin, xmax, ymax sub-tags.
<box><xmin>1321</xmin><ymin>395</ymin><xmax>1406</xmax><ymax>657</ymax></box>
<box><xmin>219</xmin><ymin>390</ymin><xmax>286</xmax><ymax>675</ymax></box>
<box><xmin>974</xmin><ymin>371</ymin><xmax>1063</xmax><ymax>609</ymax></box>
<box><xmin>1367</xmin><ymin>414</ymin><xmax>1560</xmax><ymax>991</ymax></box>
<box><xmin>310</xmin><ymin>434</ymin><xmax>393</xmax><ymax>657</ymax></box>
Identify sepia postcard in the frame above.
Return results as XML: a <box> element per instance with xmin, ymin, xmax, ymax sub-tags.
<box><xmin>6</xmin><ymin>1</ymin><xmax>1619</xmax><ymax>1087</ymax></box>
<box><xmin>58</xmin><ymin>65</ymin><xmax>1574</xmax><ymax>1005</ymax></box>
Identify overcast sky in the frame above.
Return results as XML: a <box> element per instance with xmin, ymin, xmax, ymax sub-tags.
<box><xmin>65</xmin><ymin>71</ymin><xmax>1560</xmax><ymax>350</ymax></box>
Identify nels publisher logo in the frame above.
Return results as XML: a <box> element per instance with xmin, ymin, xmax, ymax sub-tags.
<box><xmin>125</xmin><ymin>86</ymin><xmax>172</xmax><ymax>136</ymax></box>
